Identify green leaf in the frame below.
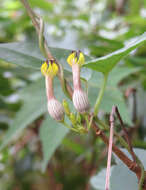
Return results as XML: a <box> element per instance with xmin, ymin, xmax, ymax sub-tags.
<box><xmin>62</xmin><ymin>138</ymin><xmax>85</xmax><ymax>155</ymax></box>
<box><xmin>0</xmin><ymin>42</ymin><xmax>92</xmax><ymax>80</ymax></box>
<box><xmin>91</xmin><ymin>152</ymin><xmax>143</xmax><ymax>190</ymax></box>
<box><xmin>39</xmin><ymin>116</ymin><xmax>68</xmax><ymax>172</ymax></box>
<box><xmin>0</xmin><ymin>98</ymin><xmax>46</xmax><ymax>151</ymax></box>
<box><xmin>88</xmin><ymin>73</ymin><xmax>132</xmax><ymax>124</ymax></box>
<box><xmin>90</xmin><ymin>168</ymin><xmax>107</xmax><ymax>190</ymax></box>
<box><xmin>90</xmin><ymin>165</ymin><xmax>138</xmax><ymax>190</ymax></box>
<box><xmin>110</xmin><ymin>148</ymin><xmax>146</xmax><ymax>190</ymax></box>
<box><xmin>107</xmin><ymin>66</ymin><xmax>141</xmax><ymax>86</ymax></box>
<box><xmin>0</xmin><ymin>77</ymin><xmax>66</xmax><ymax>151</ymax></box>
<box><xmin>0</xmin><ymin>43</ymin><xmax>43</xmax><ymax>69</ymax></box>
<box><xmin>29</xmin><ymin>0</ymin><xmax>53</xmax><ymax>11</ymax></box>
<box><xmin>84</xmin><ymin>32</ymin><xmax>146</xmax><ymax>74</ymax></box>
<box><xmin>89</xmin><ymin>65</ymin><xmax>140</xmax><ymax>87</ymax></box>
<box><xmin>110</xmin><ymin>164</ymin><xmax>138</xmax><ymax>190</ymax></box>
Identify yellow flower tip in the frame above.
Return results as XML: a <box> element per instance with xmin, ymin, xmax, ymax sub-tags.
<box><xmin>67</xmin><ymin>50</ymin><xmax>85</xmax><ymax>67</ymax></box>
<box><xmin>41</xmin><ymin>59</ymin><xmax>59</xmax><ymax>78</ymax></box>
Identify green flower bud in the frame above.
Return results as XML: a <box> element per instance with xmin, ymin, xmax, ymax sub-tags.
<box><xmin>69</xmin><ymin>113</ymin><xmax>76</xmax><ymax>125</ymax></box>
<box><xmin>76</xmin><ymin>113</ymin><xmax>81</xmax><ymax>123</ymax></box>
<box><xmin>62</xmin><ymin>99</ymin><xmax>70</xmax><ymax>116</ymax></box>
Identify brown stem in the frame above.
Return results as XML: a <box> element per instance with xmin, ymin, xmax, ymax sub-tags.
<box><xmin>91</xmin><ymin>121</ymin><xmax>141</xmax><ymax>178</ymax></box>
<box><xmin>72</xmin><ymin>64</ymin><xmax>81</xmax><ymax>90</ymax></box>
<box><xmin>115</xmin><ymin>106</ymin><xmax>137</xmax><ymax>163</ymax></box>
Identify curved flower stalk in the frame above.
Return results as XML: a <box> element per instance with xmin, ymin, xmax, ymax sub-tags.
<box><xmin>41</xmin><ymin>59</ymin><xmax>64</xmax><ymax>121</ymax></box>
<box><xmin>67</xmin><ymin>51</ymin><xmax>89</xmax><ymax>113</ymax></box>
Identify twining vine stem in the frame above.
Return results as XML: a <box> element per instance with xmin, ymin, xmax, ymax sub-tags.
<box><xmin>20</xmin><ymin>0</ymin><xmax>146</xmax><ymax>189</ymax></box>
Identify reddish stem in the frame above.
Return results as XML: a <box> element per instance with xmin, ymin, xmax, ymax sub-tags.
<box><xmin>105</xmin><ymin>106</ymin><xmax>115</xmax><ymax>190</ymax></box>
<box><xmin>91</xmin><ymin>121</ymin><xmax>141</xmax><ymax>178</ymax></box>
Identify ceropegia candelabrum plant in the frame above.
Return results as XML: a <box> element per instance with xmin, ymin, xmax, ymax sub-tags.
<box><xmin>13</xmin><ymin>1</ymin><xmax>146</xmax><ymax>189</ymax></box>
<box><xmin>41</xmin><ymin>51</ymin><xmax>90</xmax><ymax>134</ymax></box>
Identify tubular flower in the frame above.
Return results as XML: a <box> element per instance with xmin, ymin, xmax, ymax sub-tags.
<box><xmin>67</xmin><ymin>51</ymin><xmax>89</xmax><ymax>113</ymax></box>
<box><xmin>41</xmin><ymin>59</ymin><xmax>64</xmax><ymax>121</ymax></box>
<box><xmin>67</xmin><ymin>50</ymin><xmax>85</xmax><ymax>67</ymax></box>
<box><xmin>41</xmin><ymin>59</ymin><xmax>58</xmax><ymax>78</ymax></box>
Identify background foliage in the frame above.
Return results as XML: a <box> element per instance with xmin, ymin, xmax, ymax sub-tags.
<box><xmin>0</xmin><ymin>0</ymin><xmax>146</xmax><ymax>189</ymax></box>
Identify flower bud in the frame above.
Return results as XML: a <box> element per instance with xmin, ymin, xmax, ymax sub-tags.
<box><xmin>69</xmin><ymin>113</ymin><xmax>76</xmax><ymax>125</ymax></box>
<box><xmin>76</xmin><ymin>113</ymin><xmax>81</xmax><ymax>123</ymax></box>
<box><xmin>62</xmin><ymin>99</ymin><xmax>70</xmax><ymax>116</ymax></box>
<box><xmin>48</xmin><ymin>98</ymin><xmax>64</xmax><ymax>121</ymax></box>
<box><xmin>73</xmin><ymin>89</ymin><xmax>89</xmax><ymax>113</ymax></box>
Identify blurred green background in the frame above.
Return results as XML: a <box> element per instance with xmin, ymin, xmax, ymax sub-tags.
<box><xmin>0</xmin><ymin>0</ymin><xmax>146</xmax><ymax>189</ymax></box>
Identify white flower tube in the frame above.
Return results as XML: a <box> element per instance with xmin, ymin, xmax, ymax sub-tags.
<box><xmin>67</xmin><ymin>51</ymin><xmax>89</xmax><ymax>113</ymax></box>
<box><xmin>41</xmin><ymin>60</ymin><xmax>64</xmax><ymax>121</ymax></box>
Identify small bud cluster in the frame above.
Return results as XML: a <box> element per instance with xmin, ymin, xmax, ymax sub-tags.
<box><xmin>41</xmin><ymin>51</ymin><xmax>90</xmax><ymax>133</ymax></box>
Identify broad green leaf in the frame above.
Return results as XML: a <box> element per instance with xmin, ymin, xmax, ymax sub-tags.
<box><xmin>88</xmin><ymin>73</ymin><xmax>132</xmax><ymax>124</ymax></box>
<box><xmin>87</xmin><ymin>65</ymin><xmax>141</xmax><ymax>125</ymax></box>
<box><xmin>90</xmin><ymin>168</ymin><xmax>107</xmax><ymax>190</ymax></box>
<box><xmin>90</xmin><ymin>149</ymin><xmax>146</xmax><ymax>190</ymax></box>
<box><xmin>110</xmin><ymin>164</ymin><xmax>138</xmax><ymax>190</ymax></box>
<box><xmin>89</xmin><ymin>65</ymin><xmax>141</xmax><ymax>87</ymax></box>
<box><xmin>0</xmin><ymin>42</ymin><xmax>92</xmax><ymax>80</ymax></box>
<box><xmin>110</xmin><ymin>148</ymin><xmax>146</xmax><ymax>190</ymax></box>
<box><xmin>90</xmin><ymin>165</ymin><xmax>138</xmax><ymax>190</ymax></box>
<box><xmin>0</xmin><ymin>98</ymin><xmax>46</xmax><ymax>151</ymax></box>
<box><xmin>107</xmin><ymin>66</ymin><xmax>141</xmax><ymax>86</ymax></box>
<box><xmin>90</xmin><ymin>168</ymin><xmax>114</xmax><ymax>190</ymax></box>
<box><xmin>91</xmin><ymin>165</ymin><xmax>138</xmax><ymax>190</ymax></box>
<box><xmin>39</xmin><ymin>116</ymin><xmax>68</xmax><ymax>172</ymax></box>
<box><xmin>128</xmin><ymin>56</ymin><xmax>146</xmax><ymax>67</ymax></box>
<box><xmin>0</xmin><ymin>77</ymin><xmax>67</xmax><ymax>151</ymax></box>
<box><xmin>29</xmin><ymin>0</ymin><xmax>53</xmax><ymax>11</ymax></box>
<box><xmin>90</xmin><ymin>168</ymin><xmax>106</xmax><ymax>190</ymax></box>
<box><xmin>62</xmin><ymin>138</ymin><xmax>85</xmax><ymax>155</ymax></box>
<box><xmin>84</xmin><ymin>32</ymin><xmax>146</xmax><ymax>74</ymax></box>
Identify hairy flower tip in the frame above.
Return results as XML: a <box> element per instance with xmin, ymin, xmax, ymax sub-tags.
<box><xmin>48</xmin><ymin>99</ymin><xmax>64</xmax><ymax>121</ymax></box>
<box><xmin>73</xmin><ymin>90</ymin><xmax>89</xmax><ymax>113</ymax></box>
<box><xmin>67</xmin><ymin>50</ymin><xmax>85</xmax><ymax>67</ymax></box>
<box><xmin>41</xmin><ymin>59</ymin><xmax>58</xmax><ymax>78</ymax></box>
